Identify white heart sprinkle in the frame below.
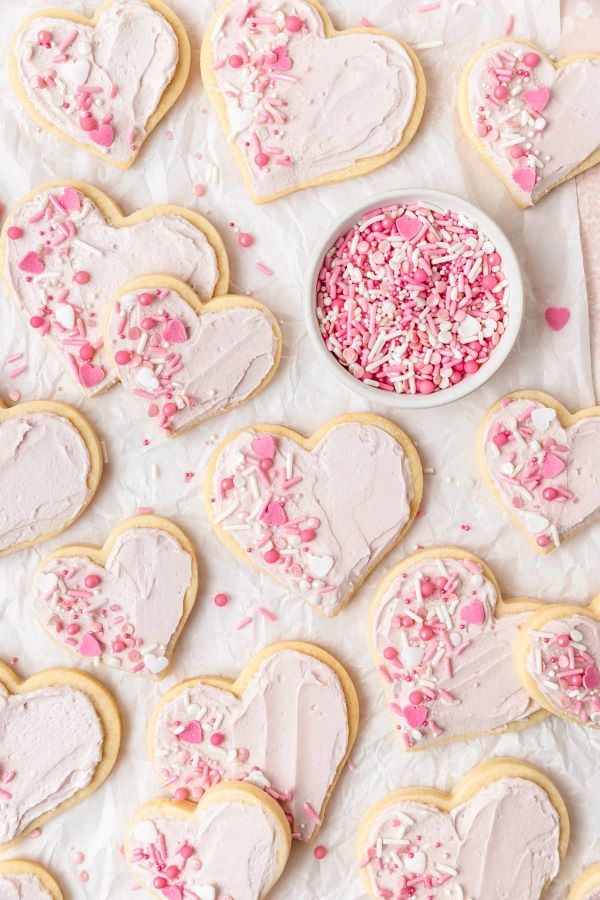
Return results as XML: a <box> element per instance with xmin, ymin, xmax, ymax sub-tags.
<box><xmin>144</xmin><ymin>654</ymin><xmax>169</xmax><ymax>675</ymax></box>
<box><xmin>521</xmin><ymin>511</ymin><xmax>550</xmax><ymax>534</ymax></box>
<box><xmin>244</xmin><ymin>769</ymin><xmax>271</xmax><ymax>789</ymax></box>
<box><xmin>35</xmin><ymin>571</ymin><xmax>59</xmax><ymax>592</ymax></box>
<box><xmin>401</xmin><ymin>645</ymin><xmax>424</xmax><ymax>669</ymax></box>
<box><xmin>135</xmin><ymin>367</ymin><xmax>160</xmax><ymax>391</ymax></box>
<box><xmin>54</xmin><ymin>302</ymin><xmax>75</xmax><ymax>329</ymax></box>
<box><xmin>60</xmin><ymin>57</ymin><xmax>91</xmax><ymax>85</ymax></box>
<box><xmin>405</xmin><ymin>850</ymin><xmax>427</xmax><ymax>874</ymax></box>
<box><xmin>450</xmin><ymin>632</ymin><xmax>462</xmax><ymax>647</ymax></box>
<box><xmin>306</xmin><ymin>554</ymin><xmax>334</xmax><ymax>578</ymax></box>
<box><xmin>197</xmin><ymin>887</ymin><xmax>216</xmax><ymax>900</ymax></box>
<box><xmin>132</xmin><ymin>819</ymin><xmax>158</xmax><ymax>844</ymax></box>
<box><xmin>500</xmin><ymin>462</ymin><xmax>514</xmax><ymax>475</ymax></box>
<box><xmin>471</xmin><ymin>573</ymin><xmax>484</xmax><ymax>587</ymax></box>
<box><xmin>458</xmin><ymin>314</ymin><xmax>480</xmax><ymax>341</ymax></box>
<box><xmin>530</xmin><ymin>407</ymin><xmax>556</xmax><ymax>432</ymax></box>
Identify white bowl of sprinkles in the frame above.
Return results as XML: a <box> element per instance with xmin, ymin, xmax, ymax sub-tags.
<box><xmin>305</xmin><ymin>189</ymin><xmax>523</xmax><ymax>408</ymax></box>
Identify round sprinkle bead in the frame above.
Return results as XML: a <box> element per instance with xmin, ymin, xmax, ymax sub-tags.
<box><xmin>214</xmin><ymin>593</ymin><xmax>229</xmax><ymax>608</ymax></box>
<box><xmin>74</xmin><ymin>271</ymin><xmax>90</xmax><ymax>285</ymax></box>
<box><xmin>314</xmin><ymin>845</ymin><xmax>327</xmax><ymax>860</ymax></box>
<box><xmin>7</xmin><ymin>226</ymin><xmax>23</xmax><ymax>240</ymax></box>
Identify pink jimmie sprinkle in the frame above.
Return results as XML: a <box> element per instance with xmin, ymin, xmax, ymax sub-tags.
<box><xmin>8</xmin><ymin>366</ymin><xmax>27</xmax><ymax>379</ymax></box>
<box><xmin>303</xmin><ymin>801</ymin><xmax>322</xmax><ymax>827</ymax></box>
<box><xmin>359</xmin><ymin>17</ymin><xmax>374</xmax><ymax>27</ymax></box>
<box><xmin>236</xmin><ymin>616</ymin><xmax>254</xmax><ymax>630</ymax></box>
<box><xmin>256</xmin><ymin>606</ymin><xmax>278</xmax><ymax>621</ymax></box>
<box><xmin>418</xmin><ymin>2</ymin><xmax>440</xmax><ymax>10</ymax></box>
<box><xmin>503</xmin><ymin>13</ymin><xmax>515</xmax><ymax>35</ymax></box>
<box><xmin>315</xmin><ymin>203</ymin><xmax>509</xmax><ymax>396</ymax></box>
<box><xmin>255</xmin><ymin>262</ymin><xmax>274</xmax><ymax>276</ymax></box>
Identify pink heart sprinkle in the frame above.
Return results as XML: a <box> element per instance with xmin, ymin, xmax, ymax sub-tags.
<box><xmin>90</xmin><ymin>124</ymin><xmax>115</xmax><ymax>148</ymax></box>
<box><xmin>542</xmin><ymin>451</ymin><xmax>566</xmax><ymax>479</ymax></box>
<box><xmin>262</xmin><ymin>501</ymin><xmax>287</xmax><ymax>526</ymax></box>
<box><xmin>79</xmin><ymin>363</ymin><xmax>106</xmax><ymax>388</ymax></box>
<box><xmin>523</xmin><ymin>85</ymin><xmax>550</xmax><ymax>112</ymax></box>
<box><xmin>161</xmin><ymin>888</ymin><xmax>183</xmax><ymax>900</ymax></box>
<box><xmin>60</xmin><ymin>187</ymin><xmax>81</xmax><ymax>211</ymax></box>
<box><xmin>512</xmin><ymin>166</ymin><xmax>537</xmax><ymax>193</ymax></box>
<box><xmin>178</xmin><ymin>720</ymin><xmax>203</xmax><ymax>744</ymax></box>
<box><xmin>584</xmin><ymin>664</ymin><xmax>600</xmax><ymax>691</ymax></box>
<box><xmin>80</xmin><ymin>632</ymin><xmax>103</xmax><ymax>657</ymax></box>
<box><xmin>460</xmin><ymin>600</ymin><xmax>485</xmax><ymax>626</ymax></box>
<box><xmin>251</xmin><ymin>434</ymin><xmax>276</xmax><ymax>459</ymax></box>
<box><xmin>403</xmin><ymin>705</ymin><xmax>428</xmax><ymax>728</ymax></box>
<box><xmin>396</xmin><ymin>216</ymin><xmax>421</xmax><ymax>241</ymax></box>
<box><xmin>545</xmin><ymin>307</ymin><xmax>570</xmax><ymax>331</ymax></box>
<box><xmin>268</xmin><ymin>46</ymin><xmax>292</xmax><ymax>72</ymax></box>
<box><xmin>162</xmin><ymin>318</ymin><xmax>188</xmax><ymax>344</ymax></box>
<box><xmin>18</xmin><ymin>251</ymin><xmax>44</xmax><ymax>275</ymax></box>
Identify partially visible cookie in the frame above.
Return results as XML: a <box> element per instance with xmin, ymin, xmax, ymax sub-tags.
<box><xmin>570</xmin><ymin>864</ymin><xmax>600</xmax><ymax>900</ymax></box>
<box><xmin>369</xmin><ymin>547</ymin><xmax>545</xmax><ymax>751</ymax></box>
<box><xmin>478</xmin><ymin>391</ymin><xmax>600</xmax><ymax>553</ymax></box>
<box><xmin>148</xmin><ymin>641</ymin><xmax>358</xmax><ymax>840</ymax></box>
<box><xmin>201</xmin><ymin>0</ymin><xmax>426</xmax><ymax>202</ymax></box>
<box><xmin>0</xmin><ymin>661</ymin><xmax>120</xmax><ymax>851</ymax></box>
<box><xmin>357</xmin><ymin>758</ymin><xmax>569</xmax><ymax>899</ymax></box>
<box><xmin>0</xmin><ymin>398</ymin><xmax>103</xmax><ymax>556</ymax></box>
<box><xmin>31</xmin><ymin>515</ymin><xmax>199</xmax><ymax>678</ymax></box>
<box><xmin>0</xmin><ymin>861</ymin><xmax>63</xmax><ymax>900</ymax></box>
<box><xmin>459</xmin><ymin>38</ymin><xmax>600</xmax><ymax>206</ymax></box>
<box><xmin>10</xmin><ymin>0</ymin><xmax>191</xmax><ymax>168</ymax></box>
<box><xmin>125</xmin><ymin>781</ymin><xmax>291</xmax><ymax>900</ymax></box>
<box><xmin>105</xmin><ymin>276</ymin><xmax>281</xmax><ymax>436</ymax></box>
<box><xmin>204</xmin><ymin>414</ymin><xmax>423</xmax><ymax>617</ymax></box>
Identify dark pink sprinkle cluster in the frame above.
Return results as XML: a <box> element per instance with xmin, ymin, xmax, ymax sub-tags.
<box><xmin>315</xmin><ymin>203</ymin><xmax>510</xmax><ymax>396</ymax></box>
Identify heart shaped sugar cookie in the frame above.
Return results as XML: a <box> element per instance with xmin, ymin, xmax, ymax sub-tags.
<box><xmin>205</xmin><ymin>414</ymin><xmax>423</xmax><ymax>617</ymax></box>
<box><xmin>0</xmin><ymin>398</ymin><xmax>102</xmax><ymax>556</ymax></box>
<box><xmin>201</xmin><ymin>0</ymin><xmax>426</xmax><ymax>203</ymax></box>
<box><xmin>31</xmin><ymin>515</ymin><xmax>198</xmax><ymax>678</ymax></box>
<box><xmin>10</xmin><ymin>0</ymin><xmax>190</xmax><ymax>168</ymax></box>
<box><xmin>478</xmin><ymin>391</ymin><xmax>600</xmax><ymax>553</ymax></box>
<box><xmin>1</xmin><ymin>182</ymin><xmax>228</xmax><ymax>397</ymax></box>
<box><xmin>126</xmin><ymin>781</ymin><xmax>291</xmax><ymax>900</ymax></box>
<box><xmin>369</xmin><ymin>548</ymin><xmax>545</xmax><ymax>751</ymax></box>
<box><xmin>106</xmin><ymin>276</ymin><xmax>281</xmax><ymax>436</ymax></box>
<box><xmin>0</xmin><ymin>861</ymin><xmax>63</xmax><ymax>900</ymax></box>
<box><xmin>148</xmin><ymin>642</ymin><xmax>358</xmax><ymax>841</ymax></box>
<box><xmin>459</xmin><ymin>38</ymin><xmax>600</xmax><ymax>207</ymax></box>
<box><xmin>357</xmin><ymin>758</ymin><xmax>569</xmax><ymax>900</ymax></box>
<box><xmin>516</xmin><ymin>598</ymin><xmax>600</xmax><ymax>730</ymax></box>
<box><xmin>0</xmin><ymin>661</ymin><xmax>120</xmax><ymax>851</ymax></box>
<box><xmin>570</xmin><ymin>864</ymin><xmax>600</xmax><ymax>900</ymax></box>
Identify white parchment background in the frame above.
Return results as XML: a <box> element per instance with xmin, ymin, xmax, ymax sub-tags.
<box><xmin>0</xmin><ymin>0</ymin><xmax>599</xmax><ymax>897</ymax></box>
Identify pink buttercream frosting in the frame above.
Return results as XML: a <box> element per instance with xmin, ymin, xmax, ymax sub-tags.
<box><xmin>526</xmin><ymin>613</ymin><xmax>600</xmax><ymax>727</ymax></box>
<box><xmin>210</xmin><ymin>0</ymin><xmax>418</xmax><ymax>198</ymax></box>
<box><xmin>482</xmin><ymin>397</ymin><xmax>600</xmax><ymax>548</ymax></box>
<box><xmin>0</xmin><ymin>684</ymin><xmax>103</xmax><ymax>844</ymax></box>
<box><xmin>0</xmin><ymin>875</ymin><xmax>52</xmax><ymax>900</ymax></box>
<box><xmin>3</xmin><ymin>185</ymin><xmax>219</xmax><ymax>397</ymax></box>
<box><xmin>152</xmin><ymin>648</ymin><xmax>349</xmax><ymax>840</ymax></box>
<box><xmin>467</xmin><ymin>40</ymin><xmax>600</xmax><ymax>204</ymax></box>
<box><xmin>0</xmin><ymin>412</ymin><xmax>90</xmax><ymax>553</ymax></box>
<box><xmin>15</xmin><ymin>0</ymin><xmax>179</xmax><ymax>165</ymax></box>
<box><xmin>372</xmin><ymin>556</ymin><xmax>538</xmax><ymax>749</ymax></box>
<box><xmin>32</xmin><ymin>527</ymin><xmax>193</xmax><ymax>677</ymax></box>
<box><xmin>210</xmin><ymin>421</ymin><xmax>414</xmax><ymax>616</ymax></box>
<box><xmin>108</xmin><ymin>287</ymin><xmax>277</xmax><ymax>434</ymax></box>
<box><xmin>362</xmin><ymin>777</ymin><xmax>560</xmax><ymax>898</ymax></box>
<box><xmin>128</xmin><ymin>798</ymin><xmax>281</xmax><ymax>900</ymax></box>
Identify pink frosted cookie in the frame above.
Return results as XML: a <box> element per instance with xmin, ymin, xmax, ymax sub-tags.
<box><xmin>0</xmin><ymin>662</ymin><xmax>120</xmax><ymax>850</ymax></box>
<box><xmin>570</xmin><ymin>864</ymin><xmax>600</xmax><ymax>900</ymax></box>
<box><xmin>369</xmin><ymin>548</ymin><xmax>544</xmax><ymax>751</ymax></box>
<box><xmin>10</xmin><ymin>0</ymin><xmax>191</xmax><ymax>168</ymax></box>
<box><xmin>459</xmin><ymin>38</ymin><xmax>600</xmax><ymax>207</ymax></box>
<box><xmin>1</xmin><ymin>182</ymin><xmax>228</xmax><ymax>397</ymax></box>
<box><xmin>0</xmin><ymin>862</ymin><xmax>63</xmax><ymax>900</ymax></box>
<box><xmin>126</xmin><ymin>782</ymin><xmax>291</xmax><ymax>900</ymax></box>
<box><xmin>315</xmin><ymin>201</ymin><xmax>511</xmax><ymax>398</ymax></box>
<box><xmin>106</xmin><ymin>276</ymin><xmax>281</xmax><ymax>435</ymax></box>
<box><xmin>148</xmin><ymin>642</ymin><xmax>358</xmax><ymax>841</ymax></box>
<box><xmin>31</xmin><ymin>516</ymin><xmax>198</xmax><ymax>678</ymax></box>
<box><xmin>0</xmin><ymin>398</ymin><xmax>103</xmax><ymax>556</ymax></box>
<box><xmin>479</xmin><ymin>391</ymin><xmax>600</xmax><ymax>553</ymax></box>
<box><xmin>205</xmin><ymin>414</ymin><xmax>423</xmax><ymax>617</ymax></box>
<box><xmin>517</xmin><ymin>601</ymin><xmax>600</xmax><ymax>730</ymax></box>
<box><xmin>201</xmin><ymin>0</ymin><xmax>426</xmax><ymax>202</ymax></box>
<box><xmin>357</xmin><ymin>759</ymin><xmax>569</xmax><ymax>900</ymax></box>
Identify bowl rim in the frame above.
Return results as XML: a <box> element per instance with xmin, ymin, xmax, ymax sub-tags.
<box><xmin>303</xmin><ymin>188</ymin><xmax>524</xmax><ymax>409</ymax></box>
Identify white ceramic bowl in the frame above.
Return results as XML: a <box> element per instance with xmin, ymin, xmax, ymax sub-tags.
<box><xmin>304</xmin><ymin>188</ymin><xmax>523</xmax><ymax>409</ymax></box>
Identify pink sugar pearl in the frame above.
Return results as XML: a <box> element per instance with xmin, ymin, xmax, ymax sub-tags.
<box><xmin>238</xmin><ymin>232</ymin><xmax>254</xmax><ymax>248</ymax></box>
<box><xmin>314</xmin><ymin>845</ymin><xmax>327</xmax><ymax>859</ymax></box>
<box><xmin>523</xmin><ymin>52</ymin><xmax>540</xmax><ymax>67</ymax></box>
<box><xmin>7</xmin><ymin>226</ymin><xmax>23</xmax><ymax>240</ymax></box>
<box><xmin>214</xmin><ymin>593</ymin><xmax>229</xmax><ymax>607</ymax></box>
<box><xmin>85</xmin><ymin>574</ymin><xmax>100</xmax><ymax>588</ymax></box>
<box><xmin>285</xmin><ymin>15</ymin><xmax>303</xmax><ymax>31</ymax></box>
<box><xmin>138</xmin><ymin>292</ymin><xmax>154</xmax><ymax>307</ymax></box>
<box><xmin>74</xmin><ymin>271</ymin><xmax>90</xmax><ymax>285</ymax></box>
<box><xmin>115</xmin><ymin>350</ymin><xmax>132</xmax><ymax>365</ymax></box>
